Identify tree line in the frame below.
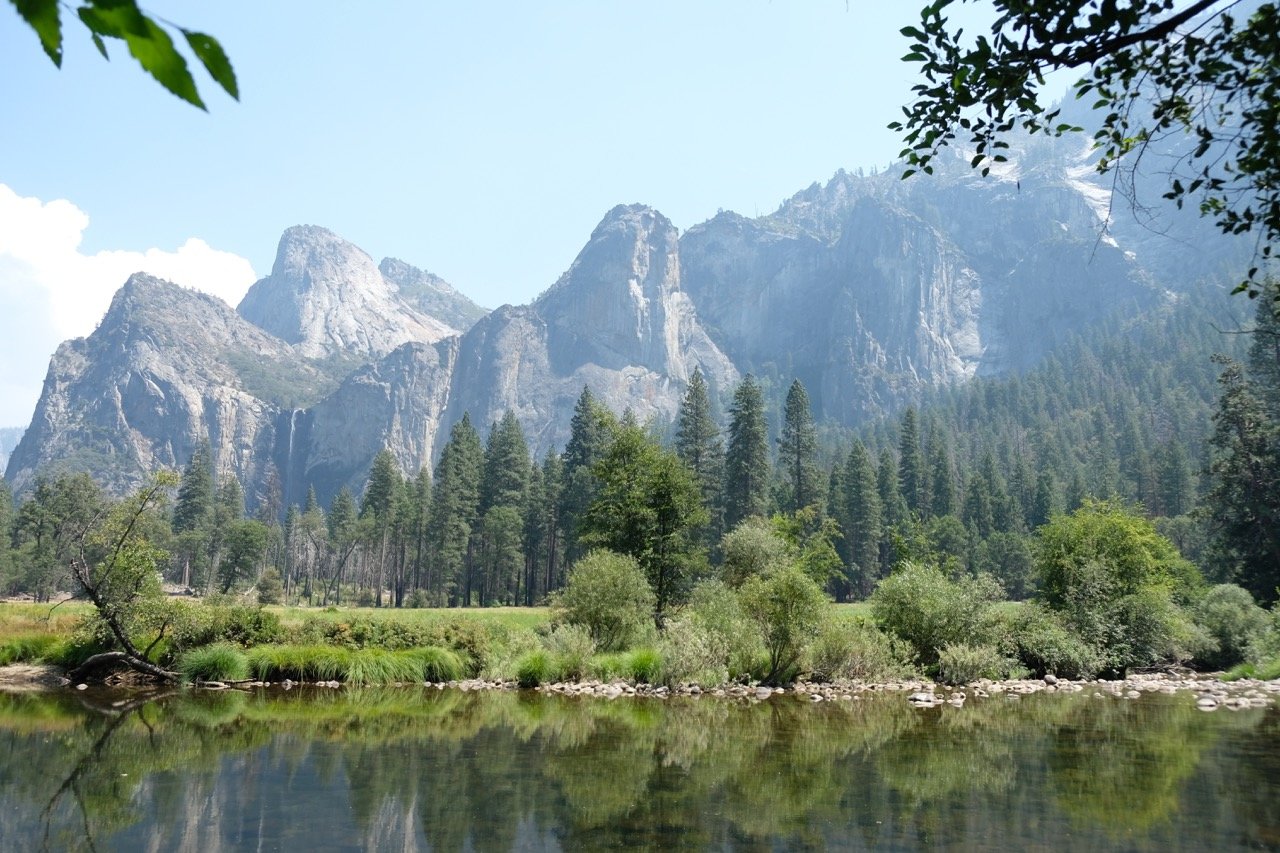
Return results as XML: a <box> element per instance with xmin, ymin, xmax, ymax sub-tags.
<box><xmin>1</xmin><ymin>286</ymin><xmax>1276</xmax><ymax>609</ymax></box>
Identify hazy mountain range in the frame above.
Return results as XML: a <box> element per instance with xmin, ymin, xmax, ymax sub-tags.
<box><xmin>4</xmin><ymin>132</ymin><xmax>1251</xmax><ymax>508</ymax></box>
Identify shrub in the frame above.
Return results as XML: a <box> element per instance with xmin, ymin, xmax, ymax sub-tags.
<box><xmin>739</xmin><ymin>565</ymin><xmax>828</xmax><ymax>684</ymax></box>
<box><xmin>515</xmin><ymin>649</ymin><xmax>557</xmax><ymax>688</ymax></box>
<box><xmin>554</xmin><ymin>550</ymin><xmax>655</xmax><ymax>651</ymax></box>
<box><xmin>684</xmin><ymin>579</ymin><xmax>763</xmax><ymax>679</ymax></box>
<box><xmin>719</xmin><ymin>519</ymin><xmax>791</xmax><ymax>587</ymax></box>
<box><xmin>1109</xmin><ymin>587</ymin><xmax>1211</xmax><ymax>672</ymax></box>
<box><xmin>177</xmin><ymin>643</ymin><xmax>249</xmax><ymax>682</ymax></box>
<box><xmin>169</xmin><ymin>603</ymin><xmax>285</xmax><ymax>652</ymax></box>
<box><xmin>658</xmin><ymin>616</ymin><xmax>729</xmax><ymax>687</ymax></box>
<box><xmin>626</xmin><ymin>648</ymin><xmax>662</xmax><ymax>684</ymax></box>
<box><xmin>545</xmin><ymin>624</ymin><xmax>595</xmax><ymax>681</ymax></box>
<box><xmin>1193</xmin><ymin>584</ymin><xmax>1271</xmax><ymax>671</ymax></box>
<box><xmin>256</xmin><ymin>569</ymin><xmax>285</xmax><ymax>605</ymax></box>
<box><xmin>870</xmin><ymin>562</ymin><xmax>1004</xmax><ymax>666</ymax></box>
<box><xmin>936</xmin><ymin>643</ymin><xmax>1022</xmax><ymax>685</ymax></box>
<box><xmin>806</xmin><ymin>613</ymin><xmax>913</xmax><ymax>682</ymax></box>
<box><xmin>1002</xmin><ymin>603</ymin><xmax>1101</xmax><ymax>679</ymax></box>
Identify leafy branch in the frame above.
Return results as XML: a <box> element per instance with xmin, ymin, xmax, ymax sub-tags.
<box><xmin>9</xmin><ymin>0</ymin><xmax>237</xmax><ymax>109</ymax></box>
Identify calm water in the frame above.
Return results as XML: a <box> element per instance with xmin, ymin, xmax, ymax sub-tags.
<box><xmin>0</xmin><ymin>686</ymin><xmax>1277</xmax><ymax>851</ymax></box>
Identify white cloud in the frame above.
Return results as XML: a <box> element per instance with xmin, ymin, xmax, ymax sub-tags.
<box><xmin>0</xmin><ymin>183</ymin><xmax>258</xmax><ymax>428</ymax></box>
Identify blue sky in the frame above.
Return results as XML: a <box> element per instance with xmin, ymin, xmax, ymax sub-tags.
<box><xmin>0</xmin><ymin>1</ymin><xmax>998</xmax><ymax>426</ymax></box>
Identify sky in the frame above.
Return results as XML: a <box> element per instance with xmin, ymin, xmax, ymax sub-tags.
<box><xmin>0</xmin><ymin>1</ymin><xmax>997</xmax><ymax>427</ymax></box>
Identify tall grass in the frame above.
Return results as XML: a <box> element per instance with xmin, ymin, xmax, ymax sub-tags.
<box><xmin>177</xmin><ymin>643</ymin><xmax>250</xmax><ymax>682</ymax></box>
<box><xmin>0</xmin><ymin>634</ymin><xmax>61</xmax><ymax>665</ymax></box>
<box><xmin>242</xmin><ymin>644</ymin><xmax>465</xmax><ymax>685</ymax></box>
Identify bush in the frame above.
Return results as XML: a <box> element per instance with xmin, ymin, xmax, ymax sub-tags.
<box><xmin>515</xmin><ymin>649</ymin><xmax>557</xmax><ymax>688</ymax></box>
<box><xmin>806</xmin><ymin>613</ymin><xmax>913</xmax><ymax>682</ymax></box>
<box><xmin>544</xmin><ymin>624</ymin><xmax>595</xmax><ymax>681</ymax></box>
<box><xmin>719</xmin><ymin>520</ymin><xmax>791</xmax><ymax>587</ymax></box>
<box><xmin>256</xmin><ymin>569</ymin><xmax>285</xmax><ymax>605</ymax></box>
<box><xmin>177</xmin><ymin>643</ymin><xmax>249</xmax><ymax>682</ymax></box>
<box><xmin>1002</xmin><ymin>603</ymin><xmax>1101</xmax><ymax>679</ymax></box>
<box><xmin>658</xmin><ymin>616</ymin><xmax>729</xmax><ymax>687</ymax></box>
<box><xmin>936</xmin><ymin>643</ymin><xmax>1022</xmax><ymax>685</ymax></box>
<box><xmin>739</xmin><ymin>565</ymin><xmax>828</xmax><ymax>684</ymax></box>
<box><xmin>684</xmin><ymin>579</ymin><xmax>763</xmax><ymax>679</ymax></box>
<box><xmin>169</xmin><ymin>603</ymin><xmax>285</xmax><ymax>653</ymax></box>
<box><xmin>554</xmin><ymin>550</ymin><xmax>655</xmax><ymax>651</ymax></box>
<box><xmin>1109</xmin><ymin>587</ymin><xmax>1211</xmax><ymax>672</ymax></box>
<box><xmin>1193</xmin><ymin>584</ymin><xmax>1271</xmax><ymax>671</ymax></box>
<box><xmin>870</xmin><ymin>562</ymin><xmax>1004</xmax><ymax>666</ymax></box>
<box><xmin>589</xmin><ymin>653</ymin><xmax>631</xmax><ymax>681</ymax></box>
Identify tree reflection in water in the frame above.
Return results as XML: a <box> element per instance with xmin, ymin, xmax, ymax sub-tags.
<box><xmin>0</xmin><ymin>687</ymin><xmax>1276</xmax><ymax>851</ymax></box>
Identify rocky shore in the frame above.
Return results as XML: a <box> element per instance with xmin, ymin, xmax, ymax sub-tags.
<box><xmin>4</xmin><ymin>664</ymin><xmax>1277</xmax><ymax>710</ymax></box>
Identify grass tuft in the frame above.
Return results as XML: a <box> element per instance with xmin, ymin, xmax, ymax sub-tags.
<box><xmin>406</xmin><ymin>646</ymin><xmax>465</xmax><ymax>683</ymax></box>
<box><xmin>177</xmin><ymin>643</ymin><xmax>249</xmax><ymax>683</ymax></box>
<box><xmin>626</xmin><ymin>648</ymin><xmax>662</xmax><ymax>684</ymax></box>
<box><xmin>515</xmin><ymin>650</ymin><xmax>557</xmax><ymax>688</ymax></box>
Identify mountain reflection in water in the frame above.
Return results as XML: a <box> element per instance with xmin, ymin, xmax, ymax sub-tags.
<box><xmin>0</xmin><ymin>686</ymin><xmax>1276</xmax><ymax>851</ymax></box>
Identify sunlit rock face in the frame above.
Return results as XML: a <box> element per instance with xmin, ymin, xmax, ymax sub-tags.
<box><xmin>238</xmin><ymin>225</ymin><xmax>458</xmax><ymax>360</ymax></box>
<box><xmin>439</xmin><ymin>204</ymin><xmax>739</xmax><ymax>458</ymax></box>
<box><xmin>13</xmin><ymin>129</ymin><xmax>1245</xmax><ymax>505</ymax></box>
<box><xmin>5</xmin><ymin>273</ymin><xmax>319</xmax><ymax>498</ymax></box>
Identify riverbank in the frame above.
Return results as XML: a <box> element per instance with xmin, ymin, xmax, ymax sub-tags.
<box><xmin>4</xmin><ymin>662</ymin><xmax>1277</xmax><ymax>711</ymax></box>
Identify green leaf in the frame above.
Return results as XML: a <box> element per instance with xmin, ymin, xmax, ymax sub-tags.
<box><xmin>11</xmin><ymin>0</ymin><xmax>62</xmax><ymax>66</ymax></box>
<box><xmin>124</xmin><ymin>17</ymin><xmax>205</xmax><ymax>109</ymax></box>
<box><xmin>182</xmin><ymin>30</ymin><xmax>238</xmax><ymax>100</ymax></box>
<box><xmin>901</xmin><ymin>169</ymin><xmax>917</xmax><ymax>180</ymax></box>
<box><xmin>90</xmin><ymin>31</ymin><xmax>109</xmax><ymax>59</ymax></box>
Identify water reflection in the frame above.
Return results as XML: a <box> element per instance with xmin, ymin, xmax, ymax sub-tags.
<box><xmin>0</xmin><ymin>686</ymin><xmax>1276</xmax><ymax>851</ymax></box>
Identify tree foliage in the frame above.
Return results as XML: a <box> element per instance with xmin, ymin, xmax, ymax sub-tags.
<box><xmin>8</xmin><ymin>0</ymin><xmax>238</xmax><ymax>109</ymax></box>
<box><xmin>893</xmin><ymin>0</ymin><xmax>1280</xmax><ymax>293</ymax></box>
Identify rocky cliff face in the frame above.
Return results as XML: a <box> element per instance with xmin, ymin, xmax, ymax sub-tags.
<box><xmin>8</xmin><ymin>141</ymin><xmax>1242</xmax><ymax>506</ymax></box>
<box><xmin>379</xmin><ymin>257</ymin><xmax>487</xmax><ymax>333</ymax></box>
<box><xmin>237</xmin><ymin>226</ymin><xmax>458</xmax><ymax>359</ymax></box>
<box><xmin>680</xmin><ymin>144</ymin><xmax>1159</xmax><ymax>421</ymax></box>
<box><xmin>439</xmin><ymin>205</ymin><xmax>739</xmax><ymax>459</ymax></box>
<box><xmin>5</xmin><ymin>274</ymin><xmax>325</xmax><ymax>497</ymax></box>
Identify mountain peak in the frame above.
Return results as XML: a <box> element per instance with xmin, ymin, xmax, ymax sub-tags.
<box><xmin>238</xmin><ymin>226</ymin><xmax>456</xmax><ymax>359</ymax></box>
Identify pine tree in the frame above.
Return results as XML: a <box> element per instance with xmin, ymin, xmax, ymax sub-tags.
<box><xmin>841</xmin><ymin>441</ymin><xmax>882</xmax><ymax>597</ymax></box>
<box><xmin>427</xmin><ymin>413</ymin><xmax>484</xmax><ymax>605</ymax></box>
<box><xmin>560</xmin><ymin>387</ymin><xmax>617</xmax><ymax>564</ymax></box>
<box><xmin>724</xmin><ymin>375</ymin><xmax>770</xmax><ymax>528</ymax></box>
<box><xmin>361</xmin><ymin>449</ymin><xmax>404</xmax><ymax>607</ymax></box>
<box><xmin>173</xmin><ymin>440</ymin><xmax>214</xmax><ymax>534</ymax></box>
<box><xmin>898</xmin><ymin>407</ymin><xmax>926</xmax><ymax>517</ymax></box>
<box><xmin>172</xmin><ymin>440</ymin><xmax>214</xmax><ymax>589</ymax></box>
<box><xmin>876</xmin><ymin>448</ymin><xmax>907</xmax><ymax>571</ymax></box>
<box><xmin>476</xmin><ymin>411</ymin><xmax>530</xmax><ymax>605</ymax></box>
<box><xmin>582</xmin><ymin>425</ymin><xmax>707</xmax><ymax>622</ymax></box>
<box><xmin>928</xmin><ymin>437</ymin><xmax>957</xmax><ymax>519</ymax></box>
<box><xmin>325</xmin><ymin>487</ymin><xmax>360</xmax><ymax>605</ymax></box>
<box><xmin>1206</xmin><ymin>356</ymin><xmax>1280</xmax><ymax>603</ymax></box>
<box><xmin>407</xmin><ymin>468</ymin><xmax>431</xmax><ymax>600</ymax></box>
<box><xmin>676</xmin><ymin>369</ymin><xmax>725</xmax><ymax>547</ymax></box>
<box><xmin>777</xmin><ymin>379</ymin><xmax>822</xmax><ymax>514</ymax></box>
